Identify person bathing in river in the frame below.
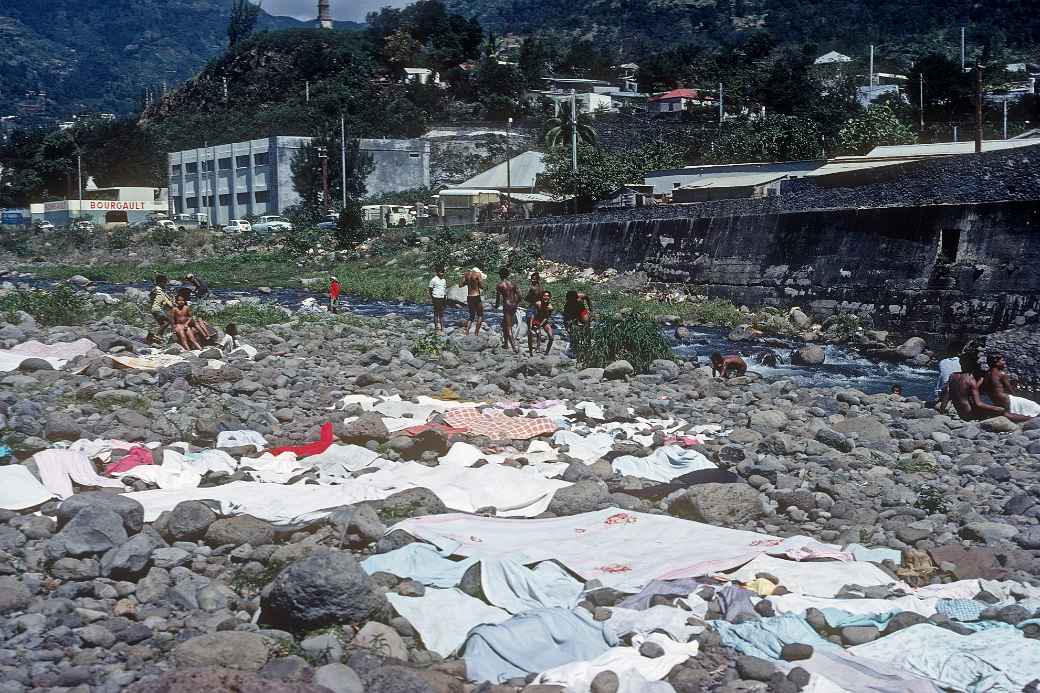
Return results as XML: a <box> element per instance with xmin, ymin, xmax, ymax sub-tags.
<box><xmin>171</xmin><ymin>294</ymin><xmax>203</xmax><ymax>351</ymax></box>
<box><xmin>460</xmin><ymin>267</ymin><xmax>485</xmax><ymax>335</ymax></box>
<box><xmin>710</xmin><ymin>352</ymin><xmax>747</xmax><ymax>379</ymax></box>
<box><xmin>983</xmin><ymin>351</ymin><xmax>1040</xmax><ymax>418</ymax></box>
<box><xmin>563</xmin><ymin>290</ymin><xmax>593</xmax><ymax>339</ymax></box>
<box><xmin>528</xmin><ymin>290</ymin><xmax>555</xmax><ymax>356</ymax></box>
<box><xmin>940</xmin><ymin>352</ymin><xmax>1031</xmax><ymax>421</ymax></box>
<box><xmin>495</xmin><ymin>267</ymin><xmax>521</xmax><ymax>354</ymax></box>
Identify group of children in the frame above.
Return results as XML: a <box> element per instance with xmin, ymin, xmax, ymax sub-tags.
<box><xmin>148</xmin><ymin>274</ymin><xmax>237</xmax><ymax>352</ymax></box>
<box><xmin>422</xmin><ymin>267</ymin><xmax>593</xmax><ymax>356</ymax></box>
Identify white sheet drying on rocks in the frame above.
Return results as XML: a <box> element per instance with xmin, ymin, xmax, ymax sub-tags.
<box><xmin>480</xmin><ymin>559</ymin><xmax>584</xmax><ymax>614</ymax></box>
<box><xmin>66</xmin><ymin>438</ymin><xmax>137</xmax><ymax>462</ymax></box>
<box><xmin>387</xmin><ymin>588</ymin><xmax>511</xmax><ymax>658</ymax></box>
<box><xmin>33</xmin><ymin>449</ymin><xmax>125</xmax><ymax>499</ymax></box>
<box><xmin>216</xmin><ymin>430</ymin><xmax>268</xmax><ymax>451</ymax></box>
<box><xmin>536</xmin><ymin>633</ymin><xmax>698</xmax><ymax>693</ymax></box>
<box><xmin>768</xmin><ymin>593</ymin><xmax>941</xmax><ymax>619</ymax></box>
<box><xmin>391</xmin><ymin>508</ymin><xmax>849</xmax><ymax>592</ymax></box>
<box><xmin>551</xmin><ymin>430</ymin><xmax>616</xmax><ymax>464</ymax></box>
<box><xmin>0</xmin><ymin>338</ymin><xmax>95</xmax><ymax>372</ymax></box>
<box><xmin>848</xmin><ymin>623</ymin><xmax>1040</xmax><ymax>692</ymax></box>
<box><xmin>361</xmin><ymin>543</ymin><xmax>477</xmax><ymax>587</ymax></box>
<box><xmin>114</xmin><ymin>449</ymin><xmax>238</xmax><ymax>490</ymax></box>
<box><xmin>725</xmin><ymin>554</ymin><xmax>905</xmax><ymax>598</ymax></box>
<box><xmin>126</xmin><ymin>458</ymin><xmax>570</xmax><ymax>522</ymax></box>
<box><xmin>0</xmin><ymin>465</ymin><xmax>54</xmax><ymax>510</ymax></box>
<box><xmin>611</xmin><ymin>445</ymin><xmax>715</xmax><ymax>482</ymax></box>
<box><xmin>361</xmin><ymin>462</ymin><xmax>569</xmax><ymax>517</ymax></box>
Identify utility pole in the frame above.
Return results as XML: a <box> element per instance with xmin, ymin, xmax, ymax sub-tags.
<box><xmin>505</xmin><ymin>116</ymin><xmax>512</xmax><ymax>232</ymax></box>
<box><xmin>76</xmin><ymin>149</ymin><xmax>83</xmax><ymax>204</ymax></box>
<box><xmin>974</xmin><ymin>63</ymin><xmax>983</xmax><ymax>153</ymax></box>
<box><xmin>305</xmin><ymin>81</ymin><xmax>310</xmax><ymax>103</ymax></box>
<box><xmin>570</xmin><ymin>89</ymin><xmax>578</xmax><ymax>173</ymax></box>
<box><xmin>1003</xmin><ymin>98</ymin><xmax>1008</xmax><ymax>140</ymax></box>
<box><xmin>718</xmin><ymin>83</ymin><xmax>724</xmax><ymax>126</ymax></box>
<box><xmin>340</xmin><ymin>114</ymin><xmax>347</xmax><ymax>209</ymax></box>
<box><xmin>953</xmin><ymin>125</ymin><xmax>958</xmax><ymax>143</ymax></box>
<box><xmin>869</xmin><ymin>44</ymin><xmax>875</xmax><ymax>94</ymax></box>
<box><xmin>919</xmin><ymin>72</ymin><xmax>925</xmax><ymax>130</ymax></box>
<box><xmin>317</xmin><ymin>145</ymin><xmax>329</xmax><ymax>210</ymax></box>
<box><xmin>960</xmin><ymin>27</ymin><xmax>966</xmax><ymax>71</ymax></box>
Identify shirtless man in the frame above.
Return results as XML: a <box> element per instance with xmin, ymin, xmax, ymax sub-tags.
<box><xmin>459</xmin><ymin>267</ymin><xmax>485</xmax><ymax>335</ymax></box>
<box><xmin>983</xmin><ymin>351</ymin><xmax>1040</xmax><ymax>418</ymax></box>
<box><xmin>525</xmin><ymin>272</ymin><xmax>544</xmax><ymax>330</ymax></box>
<box><xmin>495</xmin><ymin>267</ymin><xmax>521</xmax><ymax>353</ymax></box>
<box><xmin>171</xmin><ymin>294</ymin><xmax>203</xmax><ymax>351</ymax></box>
<box><xmin>939</xmin><ymin>352</ymin><xmax>1025</xmax><ymax>421</ymax></box>
<box><xmin>710</xmin><ymin>352</ymin><xmax>747</xmax><ymax>379</ymax></box>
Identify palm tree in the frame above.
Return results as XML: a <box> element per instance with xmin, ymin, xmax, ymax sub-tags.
<box><xmin>543</xmin><ymin>101</ymin><xmax>598</xmax><ymax>150</ymax></box>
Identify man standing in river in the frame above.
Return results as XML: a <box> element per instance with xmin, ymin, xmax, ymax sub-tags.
<box><xmin>495</xmin><ymin>267</ymin><xmax>521</xmax><ymax>353</ymax></box>
<box><xmin>460</xmin><ymin>267</ymin><xmax>485</xmax><ymax>336</ymax></box>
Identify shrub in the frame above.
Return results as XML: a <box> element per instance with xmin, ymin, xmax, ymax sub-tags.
<box><xmin>413</xmin><ymin>331</ymin><xmax>459</xmax><ymax>357</ymax></box>
<box><xmin>196</xmin><ymin>302</ymin><xmax>290</xmax><ymax>327</ymax></box>
<box><xmin>685</xmin><ymin>298</ymin><xmax>744</xmax><ymax>327</ymax></box>
<box><xmin>505</xmin><ymin>242</ymin><xmax>541</xmax><ymax>274</ymax></box>
<box><xmin>107</xmin><ymin>227</ymin><xmax>133</xmax><ymax>249</ymax></box>
<box><xmin>0</xmin><ymin>284</ymin><xmax>94</xmax><ymax>326</ymax></box>
<box><xmin>571</xmin><ymin>313</ymin><xmax>672</xmax><ymax>373</ymax></box>
<box><xmin>457</xmin><ymin>236</ymin><xmax>503</xmax><ymax>273</ymax></box>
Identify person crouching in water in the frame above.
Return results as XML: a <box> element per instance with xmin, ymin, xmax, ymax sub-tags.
<box><xmin>710</xmin><ymin>352</ymin><xmax>747</xmax><ymax>379</ymax></box>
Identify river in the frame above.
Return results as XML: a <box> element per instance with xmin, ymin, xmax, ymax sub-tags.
<box><xmin>10</xmin><ymin>275</ymin><xmax>939</xmax><ymax>400</ymax></box>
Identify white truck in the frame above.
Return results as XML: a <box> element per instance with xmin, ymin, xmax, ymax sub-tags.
<box><xmin>251</xmin><ymin>215</ymin><xmax>294</xmax><ymax>234</ymax></box>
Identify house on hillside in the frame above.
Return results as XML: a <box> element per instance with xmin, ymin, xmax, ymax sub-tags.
<box><xmin>403</xmin><ymin>67</ymin><xmax>439</xmax><ymax>85</ymax></box>
<box><xmin>438</xmin><ymin>151</ymin><xmax>564</xmax><ymax>223</ymax></box>
<box><xmin>814</xmin><ymin>51</ymin><xmax>852</xmax><ymax>65</ymax></box>
<box><xmin>648</xmin><ymin>88</ymin><xmax>717</xmax><ymax>114</ymax></box>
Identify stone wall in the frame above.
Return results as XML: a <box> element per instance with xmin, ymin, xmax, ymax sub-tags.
<box><xmin>511</xmin><ymin>200</ymin><xmax>1040</xmax><ymax>342</ymax></box>
<box><xmin>359</xmin><ymin>139</ymin><xmax>431</xmax><ymax>196</ymax></box>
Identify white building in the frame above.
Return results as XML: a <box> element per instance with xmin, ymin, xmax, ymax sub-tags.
<box><xmin>167</xmin><ymin>136</ymin><xmax>311</xmax><ymax>225</ymax></box>
<box><xmin>404</xmin><ymin>67</ymin><xmax>439</xmax><ymax>85</ymax></box>
<box><xmin>31</xmin><ymin>186</ymin><xmax>169</xmax><ymax>226</ymax></box>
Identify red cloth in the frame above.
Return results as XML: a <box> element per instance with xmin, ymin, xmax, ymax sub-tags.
<box><xmin>330</xmin><ymin>281</ymin><xmax>341</xmax><ymax>300</ymax></box>
<box><xmin>270</xmin><ymin>422</ymin><xmax>335</xmax><ymax>458</ymax></box>
<box><xmin>105</xmin><ymin>447</ymin><xmax>154</xmax><ymax>474</ymax></box>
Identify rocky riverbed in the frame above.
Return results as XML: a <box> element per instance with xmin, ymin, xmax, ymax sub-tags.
<box><xmin>1</xmin><ymin>305</ymin><xmax>1040</xmax><ymax>693</ymax></box>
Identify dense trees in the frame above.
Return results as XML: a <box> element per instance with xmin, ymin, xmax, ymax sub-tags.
<box><xmin>228</xmin><ymin>0</ymin><xmax>261</xmax><ymax>47</ymax></box>
<box><xmin>837</xmin><ymin>104</ymin><xmax>918</xmax><ymax>154</ymax></box>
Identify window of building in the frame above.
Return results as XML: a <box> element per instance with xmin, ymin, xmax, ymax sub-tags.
<box><xmin>171</xmin><ymin>164</ymin><xmax>181</xmax><ymax>176</ymax></box>
<box><xmin>254</xmin><ymin>190</ymin><xmax>269</xmax><ymax>204</ymax></box>
<box><xmin>200</xmin><ymin>160</ymin><xmax>211</xmax><ymax>173</ymax></box>
<box><xmin>254</xmin><ymin>152</ymin><xmax>269</xmax><ymax>166</ymax></box>
<box><xmin>409</xmin><ymin>152</ymin><xmax>421</xmax><ymax>158</ymax></box>
<box><xmin>185</xmin><ymin>162</ymin><xmax>198</xmax><ymax>174</ymax></box>
<box><xmin>236</xmin><ymin>155</ymin><xmax>250</xmax><ymax>169</ymax></box>
<box><xmin>218</xmin><ymin>194</ymin><xmax>231</xmax><ymax>206</ymax></box>
<box><xmin>186</xmin><ymin>196</ymin><xmax>198</xmax><ymax>208</ymax></box>
<box><xmin>218</xmin><ymin>157</ymin><xmax>232</xmax><ymax>171</ymax></box>
<box><xmin>940</xmin><ymin>229</ymin><xmax>961</xmax><ymax>262</ymax></box>
<box><xmin>237</xmin><ymin>192</ymin><xmax>250</xmax><ymax>205</ymax></box>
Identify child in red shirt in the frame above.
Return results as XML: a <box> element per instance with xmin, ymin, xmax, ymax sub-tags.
<box><xmin>329</xmin><ymin>276</ymin><xmax>342</xmax><ymax>314</ymax></box>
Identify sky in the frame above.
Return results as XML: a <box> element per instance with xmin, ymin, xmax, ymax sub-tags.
<box><xmin>262</xmin><ymin>0</ymin><xmax>406</xmax><ymax>23</ymax></box>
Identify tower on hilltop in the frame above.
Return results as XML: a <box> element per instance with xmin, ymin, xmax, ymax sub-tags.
<box><xmin>317</xmin><ymin>0</ymin><xmax>332</xmax><ymax>29</ymax></box>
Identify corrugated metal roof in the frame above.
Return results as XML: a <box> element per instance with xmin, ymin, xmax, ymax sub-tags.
<box><xmin>867</xmin><ymin>138</ymin><xmax>1040</xmax><ymax>157</ymax></box>
<box><xmin>680</xmin><ymin>172</ymin><xmax>788</xmax><ymax>189</ymax></box>
<box><xmin>814</xmin><ymin>51</ymin><xmax>852</xmax><ymax>64</ymax></box>
<box><xmin>457</xmin><ymin>151</ymin><xmax>546</xmax><ymax>189</ymax></box>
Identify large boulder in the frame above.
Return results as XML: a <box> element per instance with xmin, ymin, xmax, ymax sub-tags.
<box><xmin>792</xmin><ymin>345</ymin><xmax>826</xmax><ymax>366</ymax></box>
<box><xmin>100</xmin><ymin>533</ymin><xmax>160</xmax><ymax>578</ymax></box>
<box><xmin>832</xmin><ymin>416</ymin><xmax>891</xmax><ymax>442</ymax></box>
<box><xmin>164</xmin><ymin>501</ymin><xmax>218</xmax><ymax>542</ymax></box>
<box><xmin>204</xmin><ymin>515</ymin><xmax>274</xmax><ymax>547</ymax></box>
<box><xmin>668</xmin><ymin>484</ymin><xmax>766</xmax><ymax>526</ymax></box>
<box><xmin>895</xmin><ymin>337</ymin><xmax>927</xmax><ymax>360</ymax></box>
<box><xmin>362</xmin><ymin>666</ymin><xmax>437</xmax><ymax>693</ymax></box>
<box><xmin>343</xmin><ymin>503</ymin><xmax>386</xmax><ymax>549</ymax></box>
<box><xmin>44</xmin><ymin>413</ymin><xmax>82</xmax><ymax>441</ymax></box>
<box><xmin>546</xmin><ymin>480</ymin><xmax>612</xmax><ymax>516</ymax></box>
<box><xmin>728</xmin><ymin>325</ymin><xmax>756</xmax><ymax>342</ymax></box>
<box><xmin>0</xmin><ymin>576</ymin><xmax>31</xmax><ymax>613</ymax></box>
<box><xmin>604</xmin><ymin>360</ymin><xmax>634</xmax><ymax>380</ymax></box>
<box><xmin>57</xmin><ymin>492</ymin><xmax>144</xmax><ymax>534</ymax></box>
<box><xmin>126</xmin><ymin>668</ymin><xmax>330</xmax><ymax>693</ymax></box>
<box><xmin>260</xmin><ymin>550</ymin><xmax>389</xmax><ymax>631</ymax></box>
<box><xmin>339</xmin><ymin>413</ymin><xmax>390</xmax><ymax>444</ymax></box>
<box><xmin>53</xmin><ymin>506</ymin><xmax>129</xmax><ymax>557</ymax></box>
<box><xmin>373</xmin><ymin>488</ymin><xmax>447</xmax><ymax>523</ymax></box>
<box><xmin>174</xmin><ymin>633</ymin><xmax>271</xmax><ymax>671</ymax></box>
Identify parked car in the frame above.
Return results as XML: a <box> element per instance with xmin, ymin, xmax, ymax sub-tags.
<box><xmin>70</xmin><ymin>220</ymin><xmax>95</xmax><ymax>232</ymax></box>
<box><xmin>317</xmin><ymin>215</ymin><xmax>339</xmax><ymax>230</ymax></box>
<box><xmin>223</xmin><ymin>219</ymin><xmax>253</xmax><ymax>233</ymax></box>
<box><xmin>172</xmin><ymin>212</ymin><xmax>209</xmax><ymax>231</ymax></box>
<box><xmin>362</xmin><ymin>204</ymin><xmax>415</xmax><ymax>227</ymax></box>
<box><xmin>252</xmin><ymin>215</ymin><xmax>293</xmax><ymax>234</ymax></box>
<box><xmin>35</xmin><ymin>220</ymin><xmax>55</xmax><ymax>232</ymax></box>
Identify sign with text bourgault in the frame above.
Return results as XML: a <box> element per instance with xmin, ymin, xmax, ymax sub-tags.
<box><xmin>85</xmin><ymin>200</ymin><xmax>147</xmax><ymax>210</ymax></box>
